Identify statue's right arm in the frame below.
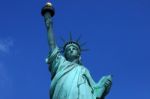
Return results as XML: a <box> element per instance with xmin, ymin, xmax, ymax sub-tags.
<box><xmin>44</xmin><ymin>13</ymin><xmax>56</xmax><ymax>51</ymax></box>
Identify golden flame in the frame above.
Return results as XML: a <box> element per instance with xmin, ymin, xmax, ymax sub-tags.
<box><xmin>46</xmin><ymin>2</ymin><xmax>52</xmax><ymax>7</ymax></box>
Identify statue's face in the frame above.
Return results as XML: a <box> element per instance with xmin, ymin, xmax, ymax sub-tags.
<box><xmin>64</xmin><ymin>44</ymin><xmax>80</xmax><ymax>61</ymax></box>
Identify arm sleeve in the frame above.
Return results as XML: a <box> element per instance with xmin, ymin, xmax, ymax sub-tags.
<box><xmin>45</xmin><ymin>46</ymin><xmax>66</xmax><ymax>77</ymax></box>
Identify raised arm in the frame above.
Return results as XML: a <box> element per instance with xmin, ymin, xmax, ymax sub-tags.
<box><xmin>41</xmin><ymin>2</ymin><xmax>56</xmax><ymax>51</ymax></box>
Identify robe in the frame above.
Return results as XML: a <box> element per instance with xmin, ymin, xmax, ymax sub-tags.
<box><xmin>46</xmin><ymin>47</ymin><xmax>109</xmax><ymax>99</ymax></box>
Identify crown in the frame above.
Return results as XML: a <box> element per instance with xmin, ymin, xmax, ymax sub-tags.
<box><xmin>61</xmin><ymin>32</ymin><xmax>88</xmax><ymax>53</ymax></box>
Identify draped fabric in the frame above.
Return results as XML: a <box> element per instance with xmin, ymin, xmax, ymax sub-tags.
<box><xmin>46</xmin><ymin>47</ymin><xmax>106</xmax><ymax>99</ymax></box>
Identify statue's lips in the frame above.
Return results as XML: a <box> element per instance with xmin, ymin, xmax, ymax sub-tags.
<box><xmin>69</xmin><ymin>54</ymin><xmax>76</xmax><ymax>57</ymax></box>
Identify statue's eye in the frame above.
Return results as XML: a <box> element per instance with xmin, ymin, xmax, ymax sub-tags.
<box><xmin>73</xmin><ymin>48</ymin><xmax>76</xmax><ymax>50</ymax></box>
<box><xmin>68</xmin><ymin>48</ymin><xmax>71</xmax><ymax>51</ymax></box>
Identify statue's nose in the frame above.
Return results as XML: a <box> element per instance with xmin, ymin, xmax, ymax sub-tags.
<box><xmin>70</xmin><ymin>48</ymin><xmax>73</xmax><ymax>51</ymax></box>
<box><xmin>70</xmin><ymin>50</ymin><xmax>73</xmax><ymax>53</ymax></box>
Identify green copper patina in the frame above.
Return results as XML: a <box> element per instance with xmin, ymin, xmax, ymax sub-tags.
<box><xmin>41</xmin><ymin>2</ymin><xmax>112</xmax><ymax>99</ymax></box>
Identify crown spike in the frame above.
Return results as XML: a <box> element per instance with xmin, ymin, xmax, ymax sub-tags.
<box><xmin>69</xmin><ymin>32</ymin><xmax>73</xmax><ymax>41</ymax></box>
<box><xmin>76</xmin><ymin>34</ymin><xmax>82</xmax><ymax>43</ymax></box>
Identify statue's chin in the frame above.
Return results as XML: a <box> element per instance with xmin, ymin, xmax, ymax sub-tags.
<box><xmin>67</xmin><ymin>58</ymin><xmax>76</xmax><ymax>61</ymax></box>
<box><xmin>67</xmin><ymin>56</ymin><xmax>79</xmax><ymax>62</ymax></box>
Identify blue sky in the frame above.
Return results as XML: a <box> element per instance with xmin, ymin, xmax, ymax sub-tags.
<box><xmin>0</xmin><ymin>0</ymin><xmax>150</xmax><ymax>99</ymax></box>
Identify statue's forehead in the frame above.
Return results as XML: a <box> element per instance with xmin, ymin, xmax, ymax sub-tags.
<box><xmin>65</xmin><ymin>44</ymin><xmax>79</xmax><ymax>49</ymax></box>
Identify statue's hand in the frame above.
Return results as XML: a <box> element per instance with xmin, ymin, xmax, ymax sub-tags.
<box><xmin>94</xmin><ymin>75</ymin><xmax>112</xmax><ymax>99</ymax></box>
<box><xmin>102</xmin><ymin>75</ymin><xmax>112</xmax><ymax>96</ymax></box>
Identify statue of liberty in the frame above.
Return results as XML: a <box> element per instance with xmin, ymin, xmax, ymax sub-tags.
<box><xmin>41</xmin><ymin>2</ymin><xmax>112</xmax><ymax>99</ymax></box>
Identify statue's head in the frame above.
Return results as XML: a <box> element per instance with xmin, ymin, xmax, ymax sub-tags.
<box><xmin>61</xmin><ymin>32</ymin><xmax>87</xmax><ymax>64</ymax></box>
<box><xmin>64</xmin><ymin>41</ymin><xmax>81</xmax><ymax>62</ymax></box>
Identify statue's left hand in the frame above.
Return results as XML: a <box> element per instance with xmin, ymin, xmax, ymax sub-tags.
<box><xmin>102</xmin><ymin>75</ymin><xmax>112</xmax><ymax>96</ymax></box>
<box><xmin>94</xmin><ymin>75</ymin><xmax>112</xmax><ymax>99</ymax></box>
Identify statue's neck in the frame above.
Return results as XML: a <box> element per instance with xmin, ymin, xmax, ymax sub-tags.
<box><xmin>68</xmin><ymin>58</ymin><xmax>80</xmax><ymax>64</ymax></box>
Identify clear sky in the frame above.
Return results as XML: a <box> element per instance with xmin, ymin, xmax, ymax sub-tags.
<box><xmin>0</xmin><ymin>0</ymin><xmax>150</xmax><ymax>99</ymax></box>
